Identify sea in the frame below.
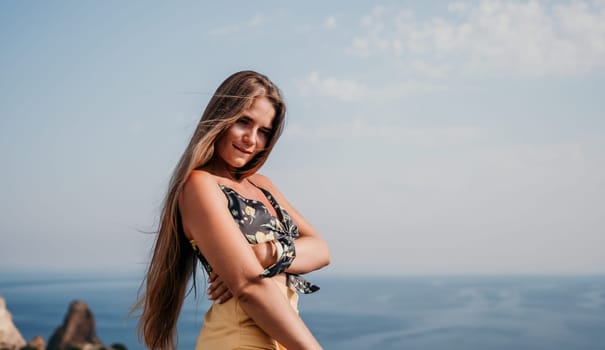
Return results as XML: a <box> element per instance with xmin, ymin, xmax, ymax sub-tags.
<box><xmin>1</xmin><ymin>272</ymin><xmax>604</xmax><ymax>350</ymax></box>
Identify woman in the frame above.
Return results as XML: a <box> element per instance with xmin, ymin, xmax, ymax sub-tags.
<box><xmin>136</xmin><ymin>71</ymin><xmax>330</xmax><ymax>350</ymax></box>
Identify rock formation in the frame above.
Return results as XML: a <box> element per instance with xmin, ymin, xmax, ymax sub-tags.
<box><xmin>46</xmin><ymin>300</ymin><xmax>104</xmax><ymax>350</ymax></box>
<box><xmin>23</xmin><ymin>335</ymin><xmax>45</xmax><ymax>350</ymax></box>
<box><xmin>0</xmin><ymin>297</ymin><xmax>27</xmax><ymax>350</ymax></box>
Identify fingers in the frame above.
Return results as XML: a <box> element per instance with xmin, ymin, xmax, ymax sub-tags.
<box><xmin>208</xmin><ymin>283</ymin><xmax>231</xmax><ymax>303</ymax></box>
<box><xmin>207</xmin><ymin>276</ymin><xmax>233</xmax><ymax>304</ymax></box>
<box><xmin>207</xmin><ymin>278</ymin><xmax>225</xmax><ymax>296</ymax></box>
<box><xmin>208</xmin><ymin>271</ymin><xmax>218</xmax><ymax>283</ymax></box>
<box><xmin>216</xmin><ymin>290</ymin><xmax>233</xmax><ymax>304</ymax></box>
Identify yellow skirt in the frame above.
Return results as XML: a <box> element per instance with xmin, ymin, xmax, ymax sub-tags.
<box><xmin>195</xmin><ymin>280</ymin><xmax>299</xmax><ymax>350</ymax></box>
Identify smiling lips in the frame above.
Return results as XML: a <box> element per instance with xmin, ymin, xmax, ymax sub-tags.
<box><xmin>233</xmin><ymin>144</ymin><xmax>253</xmax><ymax>154</ymax></box>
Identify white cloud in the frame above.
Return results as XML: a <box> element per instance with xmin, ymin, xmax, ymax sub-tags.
<box><xmin>208</xmin><ymin>14</ymin><xmax>266</xmax><ymax>36</ymax></box>
<box><xmin>351</xmin><ymin>0</ymin><xmax>605</xmax><ymax>77</ymax></box>
<box><xmin>448</xmin><ymin>1</ymin><xmax>468</xmax><ymax>13</ymax></box>
<box><xmin>324</xmin><ymin>15</ymin><xmax>337</xmax><ymax>29</ymax></box>
<box><xmin>294</xmin><ymin>71</ymin><xmax>446</xmax><ymax>102</ymax></box>
<box><xmin>284</xmin><ymin>118</ymin><xmax>485</xmax><ymax>147</ymax></box>
<box><xmin>294</xmin><ymin>71</ymin><xmax>367</xmax><ymax>102</ymax></box>
<box><xmin>248</xmin><ymin>14</ymin><xmax>265</xmax><ymax>27</ymax></box>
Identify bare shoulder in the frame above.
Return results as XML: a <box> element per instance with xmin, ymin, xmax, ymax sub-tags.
<box><xmin>181</xmin><ymin>170</ymin><xmax>222</xmax><ymax>206</ymax></box>
<box><xmin>249</xmin><ymin>173</ymin><xmax>278</xmax><ymax>192</ymax></box>
<box><xmin>184</xmin><ymin>169</ymin><xmax>217</xmax><ymax>188</ymax></box>
<box><xmin>249</xmin><ymin>173</ymin><xmax>292</xmax><ymax>207</ymax></box>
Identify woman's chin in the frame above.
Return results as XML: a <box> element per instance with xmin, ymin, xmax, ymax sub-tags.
<box><xmin>227</xmin><ymin>159</ymin><xmax>250</xmax><ymax>169</ymax></box>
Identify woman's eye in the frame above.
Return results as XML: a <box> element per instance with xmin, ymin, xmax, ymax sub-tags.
<box><xmin>236</xmin><ymin>117</ymin><xmax>251</xmax><ymax>125</ymax></box>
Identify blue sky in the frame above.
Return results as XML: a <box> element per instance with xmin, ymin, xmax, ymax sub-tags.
<box><xmin>1</xmin><ymin>1</ymin><xmax>604</xmax><ymax>275</ymax></box>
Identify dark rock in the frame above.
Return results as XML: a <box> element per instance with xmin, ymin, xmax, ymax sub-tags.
<box><xmin>46</xmin><ymin>301</ymin><xmax>104</xmax><ymax>350</ymax></box>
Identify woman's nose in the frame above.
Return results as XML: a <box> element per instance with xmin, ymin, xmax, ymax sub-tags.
<box><xmin>242</xmin><ymin>129</ymin><xmax>256</xmax><ymax>145</ymax></box>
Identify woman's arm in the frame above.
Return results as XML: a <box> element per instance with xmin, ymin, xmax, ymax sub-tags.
<box><xmin>179</xmin><ymin>171</ymin><xmax>322</xmax><ymax>350</ymax></box>
<box><xmin>249</xmin><ymin>174</ymin><xmax>331</xmax><ymax>274</ymax></box>
<box><xmin>207</xmin><ymin>242</ymin><xmax>277</xmax><ymax>304</ymax></box>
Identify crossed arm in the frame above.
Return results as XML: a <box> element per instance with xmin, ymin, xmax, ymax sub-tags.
<box><xmin>207</xmin><ymin>173</ymin><xmax>330</xmax><ymax>300</ymax></box>
<box><xmin>251</xmin><ymin>173</ymin><xmax>330</xmax><ymax>272</ymax></box>
<box><xmin>179</xmin><ymin>171</ymin><xmax>328</xmax><ymax>350</ymax></box>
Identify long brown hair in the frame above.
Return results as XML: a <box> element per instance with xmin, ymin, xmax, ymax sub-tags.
<box><xmin>134</xmin><ymin>71</ymin><xmax>286</xmax><ymax>350</ymax></box>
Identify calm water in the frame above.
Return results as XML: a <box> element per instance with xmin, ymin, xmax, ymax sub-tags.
<box><xmin>1</xmin><ymin>273</ymin><xmax>604</xmax><ymax>349</ymax></box>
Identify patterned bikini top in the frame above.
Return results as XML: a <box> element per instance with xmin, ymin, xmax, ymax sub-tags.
<box><xmin>190</xmin><ymin>181</ymin><xmax>319</xmax><ymax>294</ymax></box>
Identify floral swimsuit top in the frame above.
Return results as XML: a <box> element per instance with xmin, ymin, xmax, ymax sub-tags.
<box><xmin>190</xmin><ymin>181</ymin><xmax>319</xmax><ymax>294</ymax></box>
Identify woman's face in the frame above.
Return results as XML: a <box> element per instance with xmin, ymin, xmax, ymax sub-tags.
<box><xmin>215</xmin><ymin>96</ymin><xmax>276</xmax><ymax>170</ymax></box>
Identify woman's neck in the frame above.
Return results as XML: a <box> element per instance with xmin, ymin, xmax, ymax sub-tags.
<box><xmin>204</xmin><ymin>156</ymin><xmax>242</xmax><ymax>182</ymax></box>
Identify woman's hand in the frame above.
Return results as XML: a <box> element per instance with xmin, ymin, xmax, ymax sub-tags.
<box><xmin>207</xmin><ymin>272</ymin><xmax>232</xmax><ymax>304</ymax></box>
